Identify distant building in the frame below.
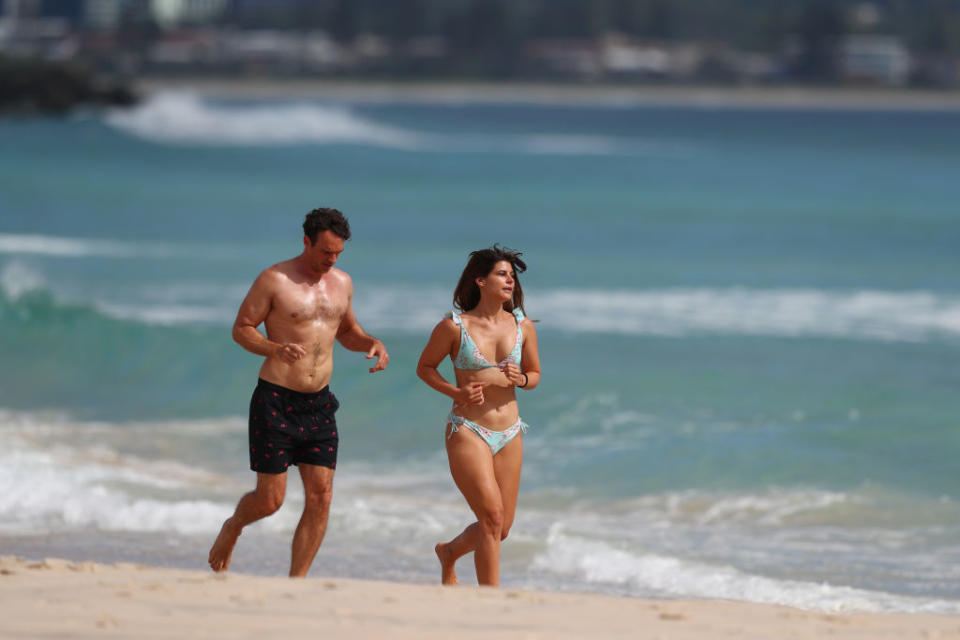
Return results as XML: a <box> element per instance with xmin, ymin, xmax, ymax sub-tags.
<box><xmin>600</xmin><ymin>33</ymin><xmax>670</xmax><ymax>77</ymax></box>
<box><xmin>0</xmin><ymin>0</ymin><xmax>74</xmax><ymax>58</ymax></box>
<box><xmin>151</xmin><ymin>0</ymin><xmax>226</xmax><ymax>29</ymax></box>
<box><xmin>839</xmin><ymin>34</ymin><xmax>911</xmax><ymax>85</ymax></box>
<box><xmin>525</xmin><ymin>38</ymin><xmax>602</xmax><ymax>78</ymax></box>
<box><xmin>83</xmin><ymin>0</ymin><xmax>123</xmax><ymax>29</ymax></box>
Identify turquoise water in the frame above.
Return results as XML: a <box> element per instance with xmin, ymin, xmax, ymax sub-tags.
<box><xmin>1</xmin><ymin>93</ymin><xmax>959</xmax><ymax>611</ymax></box>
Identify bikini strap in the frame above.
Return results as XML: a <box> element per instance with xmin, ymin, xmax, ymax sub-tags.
<box><xmin>512</xmin><ymin>308</ymin><xmax>525</xmax><ymax>324</ymax></box>
<box><xmin>445</xmin><ymin>310</ymin><xmax>463</xmax><ymax>327</ymax></box>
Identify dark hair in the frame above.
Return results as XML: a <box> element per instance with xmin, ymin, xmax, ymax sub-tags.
<box><xmin>303</xmin><ymin>208</ymin><xmax>351</xmax><ymax>244</ymax></box>
<box><xmin>453</xmin><ymin>244</ymin><xmax>528</xmax><ymax>314</ymax></box>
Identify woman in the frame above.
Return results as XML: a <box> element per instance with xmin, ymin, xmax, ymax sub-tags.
<box><xmin>416</xmin><ymin>245</ymin><xmax>541</xmax><ymax>586</ymax></box>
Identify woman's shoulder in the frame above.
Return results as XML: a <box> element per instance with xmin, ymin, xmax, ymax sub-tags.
<box><xmin>516</xmin><ymin>309</ymin><xmax>536</xmax><ymax>337</ymax></box>
<box><xmin>434</xmin><ymin>313</ymin><xmax>460</xmax><ymax>334</ymax></box>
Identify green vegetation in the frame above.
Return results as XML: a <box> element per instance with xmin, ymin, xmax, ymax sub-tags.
<box><xmin>0</xmin><ymin>55</ymin><xmax>137</xmax><ymax>114</ymax></box>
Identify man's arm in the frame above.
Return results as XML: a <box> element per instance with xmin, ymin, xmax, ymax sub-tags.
<box><xmin>335</xmin><ymin>276</ymin><xmax>388</xmax><ymax>372</ymax></box>
<box><xmin>233</xmin><ymin>270</ymin><xmax>306</xmax><ymax>363</ymax></box>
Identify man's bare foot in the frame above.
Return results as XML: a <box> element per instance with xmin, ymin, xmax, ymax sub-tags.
<box><xmin>435</xmin><ymin>542</ymin><xmax>458</xmax><ymax>585</ymax></box>
<box><xmin>208</xmin><ymin>519</ymin><xmax>241</xmax><ymax>572</ymax></box>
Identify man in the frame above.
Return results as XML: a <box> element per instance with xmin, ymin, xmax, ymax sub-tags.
<box><xmin>208</xmin><ymin>207</ymin><xmax>388</xmax><ymax>577</ymax></box>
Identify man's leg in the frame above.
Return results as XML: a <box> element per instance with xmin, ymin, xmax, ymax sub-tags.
<box><xmin>209</xmin><ymin>472</ymin><xmax>287</xmax><ymax>572</ymax></box>
<box><xmin>289</xmin><ymin>463</ymin><xmax>335</xmax><ymax>578</ymax></box>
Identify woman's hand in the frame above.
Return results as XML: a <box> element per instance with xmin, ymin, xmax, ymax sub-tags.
<box><xmin>499</xmin><ymin>362</ymin><xmax>525</xmax><ymax>387</ymax></box>
<box><xmin>455</xmin><ymin>381</ymin><xmax>485</xmax><ymax>406</ymax></box>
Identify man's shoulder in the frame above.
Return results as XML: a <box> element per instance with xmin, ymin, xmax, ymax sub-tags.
<box><xmin>249</xmin><ymin>262</ymin><xmax>294</xmax><ymax>294</ymax></box>
<box><xmin>261</xmin><ymin>259</ymin><xmax>297</xmax><ymax>280</ymax></box>
<box><xmin>327</xmin><ymin>267</ymin><xmax>353</xmax><ymax>287</ymax></box>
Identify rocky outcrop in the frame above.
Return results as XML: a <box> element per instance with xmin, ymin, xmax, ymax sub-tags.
<box><xmin>0</xmin><ymin>55</ymin><xmax>137</xmax><ymax>115</ymax></box>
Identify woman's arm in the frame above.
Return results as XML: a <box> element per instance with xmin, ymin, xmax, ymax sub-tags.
<box><xmin>518</xmin><ymin>320</ymin><xmax>541</xmax><ymax>390</ymax></box>
<box><xmin>417</xmin><ymin>319</ymin><xmax>484</xmax><ymax>406</ymax></box>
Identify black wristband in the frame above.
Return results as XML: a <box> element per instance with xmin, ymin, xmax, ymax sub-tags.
<box><xmin>519</xmin><ymin>373</ymin><xmax>528</xmax><ymax>388</ymax></box>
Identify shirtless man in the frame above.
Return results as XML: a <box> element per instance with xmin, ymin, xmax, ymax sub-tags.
<box><xmin>208</xmin><ymin>207</ymin><xmax>389</xmax><ymax>577</ymax></box>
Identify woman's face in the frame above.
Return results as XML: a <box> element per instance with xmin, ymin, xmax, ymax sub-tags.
<box><xmin>478</xmin><ymin>260</ymin><xmax>516</xmax><ymax>303</ymax></box>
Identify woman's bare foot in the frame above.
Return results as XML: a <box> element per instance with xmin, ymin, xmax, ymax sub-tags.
<box><xmin>208</xmin><ymin>519</ymin><xmax>241</xmax><ymax>572</ymax></box>
<box><xmin>435</xmin><ymin>542</ymin><xmax>458</xmax><ymax>585</ymax></box>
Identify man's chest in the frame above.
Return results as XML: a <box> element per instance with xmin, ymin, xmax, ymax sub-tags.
<box><xmin>272</xmin><ymin>286</ymin><xmax>346</xmax><ymax>324</ymax></box>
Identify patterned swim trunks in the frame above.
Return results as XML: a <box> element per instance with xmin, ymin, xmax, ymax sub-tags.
<box><xmin>248</xmin><ymin>378</ymin><xmax>340</xmax><ymax>474</ymax></box>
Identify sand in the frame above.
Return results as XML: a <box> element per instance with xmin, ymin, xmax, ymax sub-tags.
<box><xmin>137</xmin><ymin>77</ymin><xmax>960</xmax><ymax>110</ymax></box>
<box><xmin>2</xmin><ymin>556</ymin><xmax>958</xmax><ymax>639</ymax></box>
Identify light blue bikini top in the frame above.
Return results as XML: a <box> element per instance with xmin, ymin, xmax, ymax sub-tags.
<box><xmin>447</xmin><ymin>308</ymin><xmax>525</xmax><ymax>370</ymax></box>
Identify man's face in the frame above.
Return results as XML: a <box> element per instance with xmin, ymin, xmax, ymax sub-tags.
<box><xmin>304</xmin><ymin>230</ymin><xmax>345</xmax><ymax>273</ymax></box>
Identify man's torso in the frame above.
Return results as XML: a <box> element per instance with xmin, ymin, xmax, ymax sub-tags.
<box><xmin>258</xmin><ymin>260</ymin><xmax>349</xmax><ymax>392</ymax></box>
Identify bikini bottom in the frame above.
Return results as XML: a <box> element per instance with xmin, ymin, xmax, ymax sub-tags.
<box><xmin>446</xmin><ymin>412</ymin><xmax>528</xmax><ymax>455</ymax></box>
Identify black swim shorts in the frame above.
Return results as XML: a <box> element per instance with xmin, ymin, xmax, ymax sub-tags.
<box><xmin>248</xmin><ymin>378</ymin><xmax>340</xmax><ymax>474</ymax></box>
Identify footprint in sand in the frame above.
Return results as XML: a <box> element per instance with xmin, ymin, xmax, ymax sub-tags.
<box><xmin>659</xmin><ymin>612</ymin><xmax>686</xmax><ymax>621</ymax></box>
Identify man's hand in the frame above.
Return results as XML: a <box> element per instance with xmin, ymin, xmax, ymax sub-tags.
<box><xmin>275</xmin><ymin>342</ymin><xmax>308</xmax><ymax>364</ymax></box>
<box><xmin>366</xmin><ymin>340</ymin><xmax>389</xmax><ymax>373</ymax></box>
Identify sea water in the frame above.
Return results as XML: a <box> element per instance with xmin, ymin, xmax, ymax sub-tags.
<box><xmin>1</xmin><ymin>91</ymin><xmax>959</xmax><ymax>612</ymax></box>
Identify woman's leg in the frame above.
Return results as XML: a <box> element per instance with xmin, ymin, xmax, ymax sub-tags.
<box><xmin>441</xmin><ymin>424</ymin><xmax>504</xmax><ymax>585</ymax></box>
<box><xmin>492</xmin><ymin>432</ymin><xmax>523</xmax><ymax>540</ymax></box>
<box><xmin>437</xmin><ymin>426</ymin><xmax>523</xmax><ymax>585</ymax></box>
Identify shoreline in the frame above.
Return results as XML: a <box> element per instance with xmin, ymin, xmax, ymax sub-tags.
<box><xmin>136</xmin><ymin>77</ymin><xmax>960</xmax><ymax>110</ymax></box>
<box><xmin>2</xmin><ymin>556</ymin><xmax>960</xmax><ymax>639</ymax></box>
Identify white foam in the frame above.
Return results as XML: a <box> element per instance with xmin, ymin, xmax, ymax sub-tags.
<box><xmin>354</xmin><ymin>285</ymin><xmax>960</xmax><ymax>342</ymax></box>
<box><xmin>0</xmin><ymin>446</ymin><xmax>235</xmax><ymax>535</ymax></box>
<box><xmin>528</xmin><ymin>287</ymin><xmax>960</xmax><ymax>342</ymax></box>
<box><xmin>0</xmin><ymin>410</ymin><xmax>458</xmax><ymax>539</ymax></box>
<box><xmin>104</xmin><ymin>92</ymin><xmax>675</xmax><ymax>156</ymax></box>
<box><xmin>7</xmin><ymin>271</ymin><xmax>960</xmax><ymax>343</ymax></box>
<box><xmin>511</xmin><ymin>134</ymin><xmax>695</xmax><ymax>157</ymax></box>
<box><xmin>96</xmin><ymin>302</ymin><xmax>232</xmax><ymax>325</ymax></box>
<box><xmin>654</xmin><ymin>489</ymin><xmax>854</xmax><ymax>526</ymax></box>
<box><xmin>0</xmin><ymin>411</ymin><xmax>247</xmax><ymax>535</ymax></box>
<box><xmin>0</xmin><ymin>233</ymin><xmax>178</xmax><ymax>259</ymax></box>
<box><xmin>0</xmin><ymin>260</ymin><xmax>46</xmax><ymax>299</ymax></box>
<box><xmin>533</xmin><ymin>526</ymin><xmax>960</xmax><ymax>613</ymax></box>
<box><xmin>106</xmin><ymin>93</ymin><xmax>426</xmax><ymax>148</ymax></box>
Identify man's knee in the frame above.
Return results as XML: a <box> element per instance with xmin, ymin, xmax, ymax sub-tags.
<box><xmin>254</xmin><ymin>487</ymin><xmax>285</xmax><ymax>515</ymax></box>
<box><xmin>304</xmin><ymin>487</ymin><xmax>334</xmax><ymax>513</ymax></box>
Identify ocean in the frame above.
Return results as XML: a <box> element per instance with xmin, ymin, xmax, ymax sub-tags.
<box><xmin>1</xmin><ymin>90</ymin><xmax>959</xmax><ymax>613</ymax></box>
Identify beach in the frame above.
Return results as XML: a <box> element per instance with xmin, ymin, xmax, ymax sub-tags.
<box><xmin>137</xmin><ymin>76</ymin><xmax>960</xmax><ymax>110</ymax></box>
<box><xmin>3</xmin><ymin>556</ymin><xmax>959</xmax><ymax>639</ymax></box>
<box><xmin>2</xmin><ymin>86</ymin><xmax>959</xmax><ymax>621</ymax></box>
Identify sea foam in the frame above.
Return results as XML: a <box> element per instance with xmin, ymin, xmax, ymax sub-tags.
<box><xmin>357</xmin><ymin>286</ymin><xmax>960</xmax><ymax>343</ymax></box>
<box><xmin>5</xmin><ymin>270</ymin><xmax>960</xmax><ymax>343</ymax></box>
<box><xmin>528</xmin><ymin>287</ymin><xmax>960</xmax><ymax>342</ymax></box>
<box><xmin>106</xmin><ymin>93</ymin><xmax>426</xmax><ymax>148</ymax></box>
<box><xmin>532</xmin><ymin>526</ymin><xmax>960</xmax><ymax>614</ymax></box>
<box><xmin>104</xmin><ymin>92</ymin><xmax>667</xmax><ymax>156</ymax></box>
<box><xmin>0</xmin><ymin>233</ymin><xmax>178</xmax><ymax>259</ymax></box>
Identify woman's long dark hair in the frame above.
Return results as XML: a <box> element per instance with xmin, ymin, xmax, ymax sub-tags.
<box><xmin>453</xmin><ymin>244</ymin><xmax>527</xmax><ymax>314</ymax></box>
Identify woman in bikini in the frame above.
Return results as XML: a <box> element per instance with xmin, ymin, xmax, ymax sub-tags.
<box><xmin>416</xmin><ymin>245</ymin><xmax>541</xmax><ymax>587</ymax></box>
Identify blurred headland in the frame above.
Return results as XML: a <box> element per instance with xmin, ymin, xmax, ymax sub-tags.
<box><xmin>2</xmin><ymin>0</ymin><xmax>960</xmax><ymax>114</ymax></box>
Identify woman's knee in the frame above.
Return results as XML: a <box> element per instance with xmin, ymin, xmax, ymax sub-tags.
<box><xmin>477</xmin><ymin>504</ymin><xmax>504</xmax><ymax>536</ymax></box>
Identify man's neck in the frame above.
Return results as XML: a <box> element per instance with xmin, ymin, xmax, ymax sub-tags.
<box><xmin>293</xmin><ymin>254</ymin><xmax>330</xmax><ymax>283</ymax></box>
